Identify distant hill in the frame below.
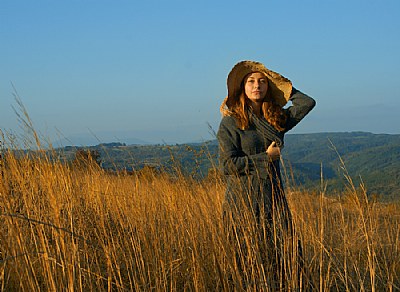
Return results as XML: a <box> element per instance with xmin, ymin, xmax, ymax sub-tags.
<box><xmin>283</xmin><ymin>132</ymin><xmax>400</xmax><ymax>198</ymax></box>
<box><xmin>55</xmin><ymin>132</ymin><xmax>400</xmax><ymax>200</ymax></box>
<box><xmin>53</xmin><ymin>133</ymin><xmax>151</xmax><ymax>147</ymax></box>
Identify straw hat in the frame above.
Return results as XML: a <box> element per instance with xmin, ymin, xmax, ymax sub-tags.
<box><xmin>226</xmin><ymin>60</ymin><xmax>292</xmax><ymax>107</ymax></box>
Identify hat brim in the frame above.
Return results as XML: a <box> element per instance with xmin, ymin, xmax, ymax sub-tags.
<box><xmin>227</xmin><ymin>61</ymin><xmax>292</xmax><ymax>107</ymax></box>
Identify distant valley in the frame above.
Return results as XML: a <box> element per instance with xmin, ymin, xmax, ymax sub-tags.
<box><xmin>54</xmin><ymin>132</ymin><xmax>400</xmax><ymax>200</ymax></box>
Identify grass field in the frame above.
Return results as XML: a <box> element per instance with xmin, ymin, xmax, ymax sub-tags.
<box><xmin>1</xmin><ymin>141</ymin><xmax>399</xmax><ymax>291</ymax></box>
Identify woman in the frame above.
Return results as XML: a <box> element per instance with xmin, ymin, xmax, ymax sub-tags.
<box><xmin>217</xmin><ymin>60</ymin><xmax>316</xmax><ymax>289</ymax></box>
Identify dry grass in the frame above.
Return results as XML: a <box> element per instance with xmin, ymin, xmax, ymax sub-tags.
<box><xmin>1</xmin><ymin>102</ymin><xmax>400</xmax><ymax>292</ymax></box>
<box><xmin>1</xmin><ymin>91</ymin><xmax>398</xmax><ymax>292</ymax></box>
<box><xmin>1</xmin><ymin>145</ymin><xmax>399</xmax><ymax>291</ymax></box>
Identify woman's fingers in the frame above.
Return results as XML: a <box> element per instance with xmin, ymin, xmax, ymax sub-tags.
<box><xmin>267</xmin><ymin>141</ymin><xmax>280</xmax><ymax>161</ymax></box>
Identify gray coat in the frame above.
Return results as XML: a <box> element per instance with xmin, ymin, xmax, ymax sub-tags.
<box><xmin>217</xmin><ymin>89</ymin><xmax>316</xmax><ymax>225</ymax></box>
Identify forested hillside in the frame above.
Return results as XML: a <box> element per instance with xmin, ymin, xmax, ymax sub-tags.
<box><xmin>56</xmin><ymin>132</ymin><xmax>399</xmax><ymax>200</ymax></box>
<box><xmin>283</xmin><ymin>132</ymin><xmax>400</xmax><ymax>198</ymax></box>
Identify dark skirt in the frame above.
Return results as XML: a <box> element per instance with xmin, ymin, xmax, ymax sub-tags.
<box><xmin>222</xmin><ymin>174</ymin><xmax>304</xmax><ymax>290</ymax></box>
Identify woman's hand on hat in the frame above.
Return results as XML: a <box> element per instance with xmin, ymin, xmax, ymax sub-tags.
<box><xmin>266</xmin><ymin>141</ymin><xmax>281</xmax><ymax>161</ymax></box>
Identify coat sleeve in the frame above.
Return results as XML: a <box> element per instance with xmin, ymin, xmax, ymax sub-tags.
<box><xmin>217</xmin><ymin>116</ymin><xmax>270</xmax><ymax>177</ymax></box>
<box><xmin>284</xmin><ymin>88</ymin><xmax>316</xmax><ymax>132</ymax></box>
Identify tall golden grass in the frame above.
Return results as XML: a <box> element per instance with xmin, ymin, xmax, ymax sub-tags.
<box><xmin>1</xmin><ymin>95</ymin><xmax>399</xmax><ymax>291</ymax></box>
<box><xmin>1</xmin><ymin>138</ymin><xmax>399</xmax><ymax>291</ymax></box>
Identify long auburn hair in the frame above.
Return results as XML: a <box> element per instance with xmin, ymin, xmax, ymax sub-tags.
<box><xmin>221</xmin><ymin>80</ymin><xmax>288</xmax><ymax>131</ymax></box>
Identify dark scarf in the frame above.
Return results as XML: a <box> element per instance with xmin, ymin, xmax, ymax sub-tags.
<box><xmin>249</xmin><ymin>108</ymin><xmax>285</xmax><ymax>148</ymax></box>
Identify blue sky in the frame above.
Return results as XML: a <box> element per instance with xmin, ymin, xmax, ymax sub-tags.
<box><xmin>1</xmin><ymin>0</ymin><xmax>399</xmax><ymax>146</ymax></box>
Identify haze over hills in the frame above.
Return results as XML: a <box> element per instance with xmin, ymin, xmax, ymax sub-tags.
<box><xmin>54</xmin><ymin>132</ymin><xmax>151</xmax><ymax>147</ymax></box>
<box><xmin>52</xmin><ymin>124</ymin><xmax>216</xmax><ymax>147</ymax></box>
<box><xmin>48</xmin><ymin>131</ymin><xmax>400</xmax><ymax>200</ymax></box>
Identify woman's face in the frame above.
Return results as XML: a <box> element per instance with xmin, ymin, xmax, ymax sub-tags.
<box><xmin>244</xmin><ymin>72</ymin><xmax>268</xmax><ymax>104</ymax></box>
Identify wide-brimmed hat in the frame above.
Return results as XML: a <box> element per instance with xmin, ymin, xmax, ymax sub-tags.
<box><xmin>226</xmin><ymin>60</ymin><xmax>292</xmax><ymax>107</ymax></box>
